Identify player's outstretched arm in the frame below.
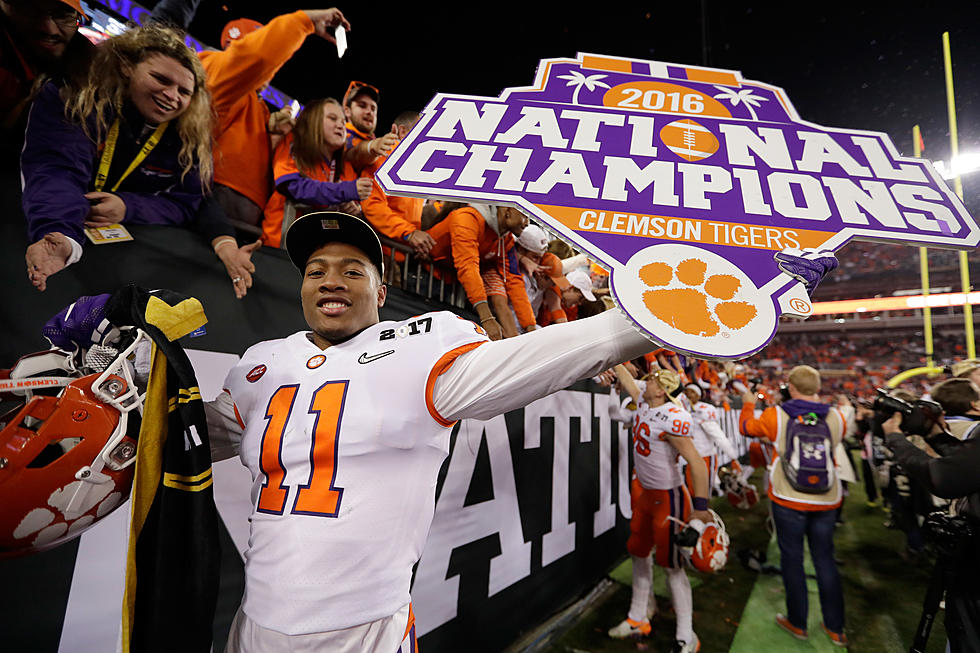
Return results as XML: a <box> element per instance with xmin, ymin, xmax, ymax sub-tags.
<box><xmin>433</xmin><ymin>309</ymin><xmax>653</xmax><ymax>422</ymax></box>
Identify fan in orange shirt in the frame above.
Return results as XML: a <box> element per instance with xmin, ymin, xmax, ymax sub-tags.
<box><xmin>361</xmin><ymin>110</ymin><xmax>432</xmax><ymax>260</ymax></box>
<box><xmin>200</xmin><ymin>9</ymin><xmax>351</xmax><ymax>230</ymax></box>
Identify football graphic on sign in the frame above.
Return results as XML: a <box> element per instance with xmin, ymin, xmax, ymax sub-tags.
<box><xmin>659</xmin><ymin>119</ymin><xmax>720</xmax><ymax>162</ymax></box>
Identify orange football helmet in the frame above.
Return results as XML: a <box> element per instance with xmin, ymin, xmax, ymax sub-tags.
<box><xmin>0</xmin><ymin>331</ymin><xmax>146</xmax><ymax>558</ymax></box>
<box><xmin>675</xmin><ymin>509</ymin><xmax>730</xmax><ymax>573</ymax></box>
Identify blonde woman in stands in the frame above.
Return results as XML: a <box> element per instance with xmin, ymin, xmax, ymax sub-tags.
<box><xmin>23</xmin><ymin>25</ymin><xmax>214</xmax><ymax>291</ymax></box>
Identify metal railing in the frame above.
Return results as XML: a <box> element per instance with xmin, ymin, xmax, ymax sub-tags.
<box><xmin>376</xmin><ymin>234</ymin><xmax>467</xmax><ymax>309</ymax></box>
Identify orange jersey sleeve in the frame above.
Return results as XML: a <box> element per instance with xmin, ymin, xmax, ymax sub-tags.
<box><xmin>739</xmin><ymin>402</ymin><xmax>778</xmax><ymax>442</ymax></box>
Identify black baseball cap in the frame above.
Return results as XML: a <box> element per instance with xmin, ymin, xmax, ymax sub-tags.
<box><xmin>284</xmin><ymin>212</ymin><xmax>385</xmax><ymax>278</ymax></box>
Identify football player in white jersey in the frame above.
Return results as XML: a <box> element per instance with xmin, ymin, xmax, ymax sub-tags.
<box><xmin>204</xmin><ymin>212</ymin><xmax>658</xmax><ymax>653</ymax></box>
<box><xmin>607</xmin><ymin>366</ymin><xmax>711</xmax><ymax>653</ymax></box>
<box><xmin>681</xmin><ymin>383</ymin><xmax>739</xmax><ymax>497</ymax></box>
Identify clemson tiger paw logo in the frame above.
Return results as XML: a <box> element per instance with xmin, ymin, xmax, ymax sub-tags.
<box><xmin>639</xmin><ymin>258</ymin><xmax>757</xmax><ymax>337</ymax></box>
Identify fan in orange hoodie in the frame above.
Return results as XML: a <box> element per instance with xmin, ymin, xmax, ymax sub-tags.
<box><xmin>427</xmin><ymin>204</ymin><xmax>536</xmax><ymax>340</ymax></box>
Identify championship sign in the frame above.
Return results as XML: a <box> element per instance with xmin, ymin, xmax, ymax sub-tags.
<box><xmin>376</xmin><ymin>53</ymin><xmax>978</xmax><ymax>358</ymax></box>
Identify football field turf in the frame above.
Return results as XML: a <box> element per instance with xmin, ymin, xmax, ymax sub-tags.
<box><xmin>543</xmin><ymin>472</ymin><xmax>947</xmax><ymax>652</ymax></box>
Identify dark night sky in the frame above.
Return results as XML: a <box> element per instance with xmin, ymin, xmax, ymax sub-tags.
<box><xmin>152</xmin><ymin>1</ymin><xmax>980</xmax><ymax>170</ymax></box>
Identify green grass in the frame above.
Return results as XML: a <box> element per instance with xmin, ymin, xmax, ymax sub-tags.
<box><xmin>544</xmin><ymin>471</ymin><xmax>948</xmax><ymax>652</ymax></box>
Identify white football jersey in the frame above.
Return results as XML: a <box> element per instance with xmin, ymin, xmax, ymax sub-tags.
<box><xmin>632</xmin><ymin>402</ymin><xmax>694</xmax><ymax>490</ymax></box>
<box><xmin>223</xmin><ymin>311</ymin><xmax>489</xmax><ymax>635</ymax></box>
<box><xmin>689</xmin><ymin>401</ymin><xmax>720</xmax><ymax>457</ymax></box>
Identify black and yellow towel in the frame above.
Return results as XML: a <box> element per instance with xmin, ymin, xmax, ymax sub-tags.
<box><xmin>105</xmin><ymin>285</ymin><xmax>219</xmax><ymax>653</ymax></box>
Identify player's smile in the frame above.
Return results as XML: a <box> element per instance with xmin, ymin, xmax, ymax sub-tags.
<box><xmin>301</xmin><ymin>242</ymin><xmax>386</xmax><ymax>348</ymax></box>
<box><xmin>315</xmin><ymin>295</ymin><xmax>352</xmax><ymax>316</ymax></box>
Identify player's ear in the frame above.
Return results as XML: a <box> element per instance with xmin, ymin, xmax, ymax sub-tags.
<box><xmin>376</xmin><ymin>282</ymin><xmax>387</xmax><ymax>308</ymax></box>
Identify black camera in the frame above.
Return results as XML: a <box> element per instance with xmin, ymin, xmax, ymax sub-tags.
<box><xmin>924</xmin><ymin>511</ymin><xmax>976</xmax><ymax>560</ymax></box>
<box><xmin>871</xmin><ymin>388</ymin><xmax>943</xmax><ymax>438</ymax></box>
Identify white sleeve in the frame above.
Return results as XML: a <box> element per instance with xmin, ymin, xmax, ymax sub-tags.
<box><xmin>703</xmin><ymin>418</ymin><xmax>739</xmax><ymax>461</ymax></box>
<box><xmin>434</xmin><ymin>309</ymin><xmax>654</xmax><ymax>422</ymax></box>
<box><xmin>608</xmin><ymin>393</ymin><xmax>634</xmax><ymax>423</ymax></box>
<box><xmin>205</xmin><ymin>390</ymin><xmax>244</xmax><ymax>462</ymax></box>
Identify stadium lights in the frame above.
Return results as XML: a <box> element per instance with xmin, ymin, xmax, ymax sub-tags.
<box><xmin>811</xmin><ymin>290</ymin><xmax>980</xmax><ymax>315</ymax></box>
<box><xmin>930</xmin><ymin>151</ymin><xmax>980</xmax><ymax>179</ymax></box>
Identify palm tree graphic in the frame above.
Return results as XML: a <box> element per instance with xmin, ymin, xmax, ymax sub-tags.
<box><xmin>712</xmin><ymin>85</ymin><xmax>768</xmax><ymax>120</ymax></box>
<box><xmin>558</xmin><ymin>70</ymin><xmax>611</xmax><ymax>105</ymax></box>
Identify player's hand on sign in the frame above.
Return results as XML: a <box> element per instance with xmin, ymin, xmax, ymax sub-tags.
<box><xmin>83</xmin><ymin>192</ymin><xmax>126</xmax><ymax>226</ymax></box>
<box><xmin>26</xmin><ymin>232</ymin><xmax>73</xmax><ymax>291</ymax></box>
<box><xmin>214</xmin><ymin>237</ymin><xmax>261</xmax><ymax>300</ymax></box>
<box><xmin>773</xmin><ymin>247</ymin><xmax>839</xmax><ymax>297</ymax></box>
<box><xmin>304</xmin><ymin>8</ymin><xmax>350</xmax><ymax>41</ymax></box>
<box><xmin>355</xmin><ymin>178</ymin><xmax>373</xmax><ymax>200</ymax></box>
<box><xmin>406</xmin><ymin>230</ymin><xmax>435</xmax><ymax>257</ymax></box>
<box><xmin>369</xmin><ymin>129</ymin><xmax>398</xmax><ymax>158</ymax></box>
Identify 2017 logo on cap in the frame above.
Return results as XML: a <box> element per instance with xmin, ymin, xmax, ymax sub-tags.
<box><xmin>322</xmin><ymin>219</ymin><xmax>340</xmax><ymax>229</ymax></box>
<box><xmin>246</xmin><ymin>365</ymin><xmax>267</xmax><ymax>383</ymax></box>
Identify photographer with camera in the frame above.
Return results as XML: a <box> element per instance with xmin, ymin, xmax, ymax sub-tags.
<box><xmin>881</xmin><ymin>379</ymin><xmax>980</xmax><ymax>652</ymax></box>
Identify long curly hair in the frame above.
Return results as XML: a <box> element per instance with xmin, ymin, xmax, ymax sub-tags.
<box><xmin>291</xmin><ymin>98</ymin><xmax>344</xmax><ymax>178</ymax></box>
<box><xmin>63</xmin><ymin>25</ymin><xmax>213</xmax><ymax>186</ymax></box>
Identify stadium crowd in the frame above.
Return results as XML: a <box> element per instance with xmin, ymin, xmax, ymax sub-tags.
<box><xmin>4</xmin><ymin>2</ymin><xmax>980</xmax><ymax>652</ymax></box>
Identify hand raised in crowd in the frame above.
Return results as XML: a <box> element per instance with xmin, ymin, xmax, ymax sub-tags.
<box><xmin>406</xmin><ymin>230</ymin><xmax>436</xmax><ymax>258</ymax></box>
<box><xmin>26</xmin><ymin>232</ymin><xmax>73</xmax><ymax>292</ymax></box>
<box><xmin>355</xmin><ymin>178</ymin><xmax>373</xmax><ymax>200</ymax></box>
<box><xmin>214</xmin><ymin>237</ymin><xmax>261</xmax><ymax>300</ymax></box>
<box><xmin>268</xmin><ymin>106</ymin><xmax>296</xmax><ymax>138</ymax></box>
<box><xmin>304</xmin><ymin>8</ymin><xmax>351</xmax><ymax>41</ymax></box>
<box><xmin>368</xmin><ymin>129</ymin><xmax>399</xmax><ymax>159</ymax></box>
<box><xmin>83</xmin><ymin>192</ymin><xmax>126</xmax><ymax>226</ymax></box>
<box><xmin>519</xmin><ymin>254</ymin><xmax>543</xmax><ymax>276</ymax></box>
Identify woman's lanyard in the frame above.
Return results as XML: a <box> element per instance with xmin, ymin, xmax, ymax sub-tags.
<box><xmin>94</xmin><ymin>119</ymin><xmax>169</xmax><ymax>192</ymax></box>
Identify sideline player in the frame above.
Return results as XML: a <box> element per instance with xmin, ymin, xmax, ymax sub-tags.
<box><xmin>203</xmin><ymin>212</ymin><xmax>658</xmax><ymax>652</ymax></box>
<box><xmin>681</xmin><ymin>383</ymin><xmax>739</xmax><ymax>497</ymax></box>
<box><xmin>607</xmin><ymin>365</ymin><xmax>711</xmax><ymax>653</ymax></box>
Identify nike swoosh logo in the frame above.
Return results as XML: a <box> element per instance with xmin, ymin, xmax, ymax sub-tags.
<box><xmin>358</xmin><ymin>350</ymin><xmax>395</xmax><ymax>364</ymax></box>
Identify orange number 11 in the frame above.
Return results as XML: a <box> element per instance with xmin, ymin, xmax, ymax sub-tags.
<box><xmin>257</xmin><ymin>381</ymin><xmax>348</xmax><ymax>518</ymax></box>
